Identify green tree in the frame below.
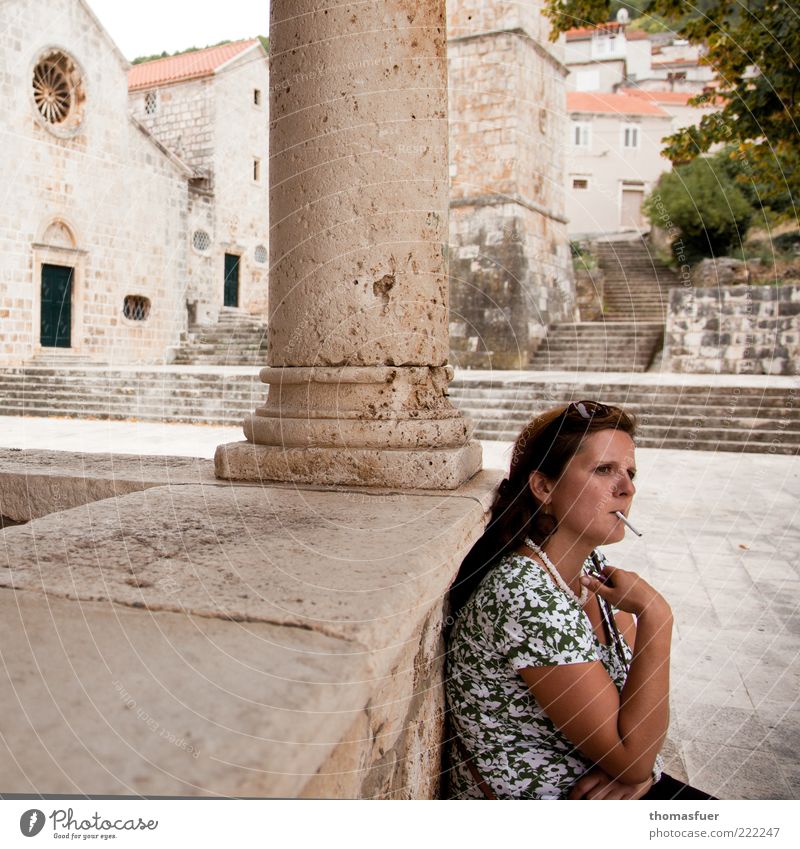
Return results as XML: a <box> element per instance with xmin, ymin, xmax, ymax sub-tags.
<box><xmin>643</xmin><ymin>152</ymin><xmax>754</xmax><ymax>259</ymax></box>
<box><xmin>545</xmin><ymin>1</ymin><xmax>800</xmax><ymax>213</ymax></box>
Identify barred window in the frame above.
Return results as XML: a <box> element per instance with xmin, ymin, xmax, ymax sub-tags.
<box><xmin>254</xmin><ymin>244</ymin><xmax>267</xmax><ymax>263</ymax></box>
<box><xmin>145</xmin><ymin>90</ymin><xmax>157</xmax><ymax>115</ymax></box>
<box><xmin>123</xmin><ymin>295</ymin><xmax>151</xmax><ymax>321</ymax></box>
<box><xmin>192</xmin><ymin>229</ymin><xmax>211</xmax><ymax>251</ymax></box>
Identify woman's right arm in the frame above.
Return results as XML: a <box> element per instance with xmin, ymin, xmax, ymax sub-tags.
<box><xmin>519</xmin><ymin>566</ymin><xmax>673</xmax><ymax>785</ymax></box>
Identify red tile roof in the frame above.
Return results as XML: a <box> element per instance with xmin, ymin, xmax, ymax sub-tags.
<box><xmin>128</xmin><ymin>39</ymin><xmax>261</xmax><ymax>91</ymax></box>
<box><xmin>565</xmin><ymin>24</ymin><xmax>649</xmax><ymax>41</ymax></box>
<box><xmin>566</xmin><ymin>23</ymin><xmax>624</xmax><ymax>40</ymax></box>
<box><xmin>651</xmin><ymin>56</ymin><xmax>701</xmax><ymax>67</ymax></box>
<box><xmin>622</xmin><ymin>89</ymin><xmax>697</xmax><ymax>105</ymax></box>
<box><xmin>567</xmin><ymin>91</ymin><xmax>670</xmax><ymax>117</ymax></box>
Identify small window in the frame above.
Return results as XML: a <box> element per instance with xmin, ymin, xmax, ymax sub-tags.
<box><xmin>253</xmin><ymin>158</ymin><xmax>261</xmax><ymax>182</ymax></box>
<box><xmin>572</xmin><ymin>178</ymin><xmax>589</xmax><ymax>190</ymax></box>
<box><xmin>253</xmin><ymin>88</ymin><xmax>261</xmax><ymax>106</ymax></box>
<box><xmin>192</xmin><ymin>229</ymin><xmax>211</xmax><ymax>252</ymax></box>
<box><xmin>123</xmin><ymin>295</ymin><xmax>151</xmax><ymax>321</ymax></box>
<box><xmin>145</xmin><ymin>90</ymin><xmax>157</xmax><ymax>115</ymax></box>
<box><xmin>623</xmin><ymin>125</ymin><xmax>639</xmax><ymax>149</ymax></box>
<box><xmin>571</xmin><ymin>121</ymin><xmax>591</xmax><ymax>148</ymax></box>
<box><xmin>254</xmin><ymin>244</ymin><xmax>267</xmax><ymax>264</ymax></box>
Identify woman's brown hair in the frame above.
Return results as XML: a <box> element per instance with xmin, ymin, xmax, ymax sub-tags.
<box><xmin>448</xmin><ymin>401</ymin><xmax>637</xmax><ymax>620</ymax></box>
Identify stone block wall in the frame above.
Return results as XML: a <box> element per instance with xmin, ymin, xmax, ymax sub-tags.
<box><xmin>665</xmin><ymin>284</ymin><xmax>800</xmax><ymax>375</ymax></box>
<box><xmin>0</xmin><ymin>450</ymin><xmax>496</xmax><ymax>798</ymax></box>
<box><xmin>447</xmin><ymin>1</ymin><xmax>573</xmax><ymax>369</ymax></box>
<box><xmin>131</xmin><ymin>77</ymin><xmax>214</xmax><ymax>175</ymax></box>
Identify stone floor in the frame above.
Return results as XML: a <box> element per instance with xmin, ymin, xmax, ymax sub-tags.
<box><xmin>0</xmin><ymin>414</ymin><xmax>798</xmax><ymax>799</ymax></box>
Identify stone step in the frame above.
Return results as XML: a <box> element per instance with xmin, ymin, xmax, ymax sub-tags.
<box><xmin>455</xmin><ymin>407</ymin><xmax>800</xmax><ymax>434</ymax></box>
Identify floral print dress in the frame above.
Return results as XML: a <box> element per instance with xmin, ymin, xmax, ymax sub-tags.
<box><xmin>445</xmin><ymin>549</ymin><xmax>663</xmax><ymax>799</ymax></box>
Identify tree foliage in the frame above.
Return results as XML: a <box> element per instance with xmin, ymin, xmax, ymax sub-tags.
<box><xmin>545</xmin><ymin>1</ymin><xmax>800</xmax><ymax>212</ymax></box>
<box><xmin>643</xmin><ymin>151</ymin><xmax>755</xmax><ymax>258</ymax></box>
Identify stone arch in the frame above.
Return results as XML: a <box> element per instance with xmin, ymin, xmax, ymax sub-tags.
<box><xmin>38</xmin><ymin>218</ymin><xmax>79</xmax><ymax>250</ymax></box>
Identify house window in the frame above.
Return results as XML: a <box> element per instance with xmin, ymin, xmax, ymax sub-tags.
<box><xmin>145</xmin><ymin>90</ymin><xmax>157</xmax><ymax>115</ymax></box>
<box><xmin>253</xmin><ymin>158</ymin><xmax>261</xmax><ymax>182</ymax></box>
<box><xmin>253</xmin><ymin>88</ymin><xmax>262</xmax><ymax>106</ymax></box>
<box><xmin>571</xmin><ymin>121</ymin><xmax>591</xmax><ymax>148</ymax></box>
<box><xmin>572</xmin><ymin>178</ymin><xmax>589</xmax><ymax>190</ymax></box>
<box><xmin>192</xmin><ymin>230</ymin><xmax>211</xmax><ymax>252</ymax></box>
<box><xmin>254</xmin><ymin>244</ymin><xmax>267</xmax><ymax>264</ymax></box>
<box><xmin>623</xmin><ymin>125</ymin><xmax>640</xmax><ymax>149</ymax></box>
<box><xmin>123</xmin><ymin>295</ymin><xmax>151</xmax><ymax>321</ymax></box>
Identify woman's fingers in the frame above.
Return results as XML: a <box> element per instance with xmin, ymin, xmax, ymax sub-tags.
<box><xmin>568</xmin><ymin>769</ymin><xmax>607</xmax><ymax>799</ymax></box>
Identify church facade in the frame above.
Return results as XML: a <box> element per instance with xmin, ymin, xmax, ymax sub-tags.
<box><xmin>0</xmin><ymin>0</ymin><xmax>268</xmax><ymax>366</ymax></box>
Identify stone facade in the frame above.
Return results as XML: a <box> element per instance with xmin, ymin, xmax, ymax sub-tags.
<box><xmin>665</xmin><ymin>284</ymin><xmax>800</xmax><ymax>375</ymax></box>
<box><xmin>0</xmin><ymin>1</ymin><xmax>269</xmax><ymax>366</ymax></box>
<box><xmin>447</xmin><ymin>0</ymin><xmax>573</xmax><ymax>369</ymax></box>
<box><xmin>130</xmin><ymin>46</ymin><xmax>269</xmax><ymax>325</ymax></box>
<box><xmin>0</xmin><ymin>0</ymin><xmax>190</xmax><ymax>365</ymax></box>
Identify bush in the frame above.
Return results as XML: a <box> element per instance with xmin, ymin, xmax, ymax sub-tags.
<box><xmin>643</xmin><ymin>153</ymin><xmax>755</xmax><ymax>262</ymax></box>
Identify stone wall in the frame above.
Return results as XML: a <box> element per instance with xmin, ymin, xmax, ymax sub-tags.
<box><xmin>131</xmin><ymin>77</ymin><xmax>214</xmax><ymax>175</ymax></box>
<box><xmin>0</xmin><ymin>0</ymin><xmax>188</xmax><ymax>365</ymax></box>
<box><xmin>0</xmin><ymin>449</ymin><xmax>497</xmax><ymax>797</ymax></box>
<box><xmin>665</xmin><ymin>284</ymin><xmax>800</xmax><ymax>375</ymax></box>
<box><xmin>447</xmin><ymin>1</ymin><xmax>573</xmax><ymax>369</ymax></box>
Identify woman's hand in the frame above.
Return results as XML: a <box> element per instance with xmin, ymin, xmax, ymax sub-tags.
<box><xmin>568</xmin><ymin>766</ymin><xmax>654</xmax><ymax>800</ymax></box>
<box><xmin>580</xmin><ymin>564</ymin><xmax>671</xmax><ymax>618</ymax></box>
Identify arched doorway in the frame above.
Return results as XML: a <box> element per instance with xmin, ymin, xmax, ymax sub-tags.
<box><xmin>35</xmin><ymin>220</ymin><xmax>80</xmax><ymax>350</ymax></box>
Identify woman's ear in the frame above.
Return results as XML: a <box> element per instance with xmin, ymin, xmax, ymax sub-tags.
<box><xmin>528</xmin><ymin>470</ymin><xmax>553</xmax><ymax>504</ymax></box>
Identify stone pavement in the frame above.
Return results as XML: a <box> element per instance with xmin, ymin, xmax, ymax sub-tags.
<box><xmin>0</xmin><ymin>415</ymin><xmax>798</xmax><ymax>799</ymax></box>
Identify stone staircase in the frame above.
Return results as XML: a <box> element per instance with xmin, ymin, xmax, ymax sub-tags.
<box><xmin>530</xmin><ymin>238</ymin><xmax>681</xmax><ymax>372</ymax></box>
<box><xmin>529</xmin><ymin>321</ymin><xmax>664</xmax><ymax>372</ymax></box>
<box><xmin>170</xmin><ymin>307</ymin><xmax>268</xmax><ymax>365</ymax></box>
<box><xmin>0</xmin><ymin>366</ymin><xmax>796</xmax><ymax>455</ymax></box>
<box><xmin>595</xmin><ymin>239</ymin><xmax>680</xmax><ymax>322</ymax></box>
<box><xmin>448</xmin><ymin>378</ymin><xmax>799</xmax><ymax>455</ymax></box>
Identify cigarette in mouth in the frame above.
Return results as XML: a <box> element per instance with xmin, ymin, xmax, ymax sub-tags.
<box><xmin>614</xmin><ymin>511</ymin><xmax>643</xmax><ymax>537</ymax></box>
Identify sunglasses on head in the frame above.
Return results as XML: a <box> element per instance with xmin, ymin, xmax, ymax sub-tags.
<box><xmin>567</xmin><ymin>400</ymin><xmax>612</xmax><ymax>420</ymax></box>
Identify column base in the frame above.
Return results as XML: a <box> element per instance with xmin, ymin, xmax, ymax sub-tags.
<box><xmin>214</xmin><ymin>439</ymin><xmax>483</xmax><ymax>490</ymax></box>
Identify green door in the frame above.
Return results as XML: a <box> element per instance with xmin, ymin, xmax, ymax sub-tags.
<box><xmin>224</xmin><ymin>253</ymin><xmax>240</xmax><ymax>307</ymax></box>
<box><xmin>40</xmin><ymin>263</ymin><xmax>73</xmax><ymax>348</ymax></box>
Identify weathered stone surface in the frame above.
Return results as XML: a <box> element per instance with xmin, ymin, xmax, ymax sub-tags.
<box><xmin>665</xmin><ymin>284</ymin><xmax>800</xmax><ymax>375</ymax></box>
<box><xmin>215</xmin><ymin>440</ymin><xmax>484</xmax><ymax>490</ymax></box>
<box><xmin>691</xmin><ymin>257</ymin><xmax>750</xmax><ymax>288</ymax></box>
<box><xmin>0</xmin><ymin>448</ymin><xmax>214</xmax><ymax>521</ymax></box>
<box><xmin>447</xmin><ymin>3</ymin><xmax>572</xmax><ymax>368</ymax></box>
<box><xmin>0</xmin><ymin>470</ymin><xmax>493</xmax><ymax>796</ymax></box>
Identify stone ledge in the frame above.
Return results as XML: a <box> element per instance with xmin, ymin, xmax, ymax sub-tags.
<box><xmin>0</xmin><ymin>464</ymin><xmax>498</xmax><ymax>796</ymax></box>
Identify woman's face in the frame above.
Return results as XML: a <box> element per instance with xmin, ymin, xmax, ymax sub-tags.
<box><xmin>530</xmin><ymin>428</ymin><xmax>637</xmax><ymax>547</ymax></box>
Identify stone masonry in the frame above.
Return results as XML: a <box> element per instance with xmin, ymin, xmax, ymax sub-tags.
<box><xmin>0</xmin><ymin>0</ymin><xmax>189</xmax><ymax>365</ymax></box>
<box><xmin>666</xmin><ymin>284</ymin><xmax>800</xmax><ymax>375</ymax></box>
<box><xmin>447</xmin><ymin>0</ymin><xmax>573</xmax><ymax>369</ymax></box>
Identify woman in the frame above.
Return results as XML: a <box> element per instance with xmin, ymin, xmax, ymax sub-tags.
<box><xmin>445</xmin><ymin>401</ymin><xmax>714</xmax><ymax>800</ymax></box>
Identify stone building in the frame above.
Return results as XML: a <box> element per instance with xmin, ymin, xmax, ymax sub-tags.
<box><xmin>0</xmin><ymin>0</ymin><xmax>268</xmax><ymax>366</ymax></box>
<box><xmin>129</xmin><ymin>40</ymin><xmax>269</xmax><ymax>326</ymax></box>
<box><xmin>447</xmin><ymin>0</ymin><xmax>573</xmax><ymax>369</ymax></box>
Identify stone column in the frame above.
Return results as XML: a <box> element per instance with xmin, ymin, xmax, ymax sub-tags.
<box><xmin>215</xmin><ymin>0</ymin><xmax>481</xmax><ymax>489</ymax></box>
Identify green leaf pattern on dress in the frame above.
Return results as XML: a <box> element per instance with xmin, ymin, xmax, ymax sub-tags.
<box><xmin>445</xmin><ymin>549</ymin><xmax>663</xmax><ymax>799</ymax></box>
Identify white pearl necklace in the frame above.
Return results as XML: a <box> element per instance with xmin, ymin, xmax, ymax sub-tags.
<box><xmin>523</xmin><ymin>536</ymin><xmax>589</xmax><ymax>606</ymax></box>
